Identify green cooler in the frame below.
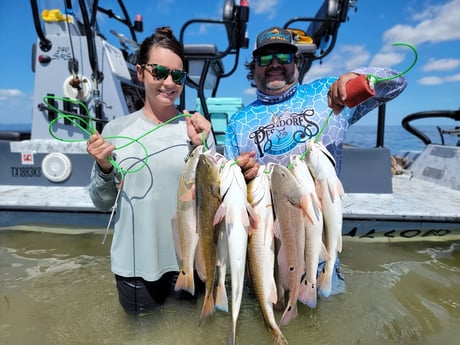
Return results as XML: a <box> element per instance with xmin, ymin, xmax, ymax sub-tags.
<box><xmin>196</xmin><ymin>97</ymin><xmax>243</xmax><ymax>146</ymax></box>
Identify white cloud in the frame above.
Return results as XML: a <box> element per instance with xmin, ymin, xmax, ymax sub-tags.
<box><xmin>0</xmin><ymin>89</ymin><xmax>24</xmax><ymax>100</ymax></box>
<box><xmin>303</xmin><ymin>44</ymin><xmax>371</xmax><ymax>83</ymax></box>
<box><xmin>422</xmin><ymin>58</ymin><xmax>460</xmax><ymax>72</ymax></box>
<box><xmin>243</xmin><ymin>87</ymin><xmax>256</xmax><ymax>96</ymax></box>
<box><xmin>382</xmin><ymin>0</ymin><xmax>460</xmax><ymax>48</ymax></box>
<box><xmin>418</xmin><ymin>73</ymin><xmax>460</xmax><ymax>85</ymax></box>
<box><xmin>418</xmin><ymin>76</ymin><xmax>443</xmax><ymax>85</ymax></box>
<box><xmin>446</xmin><ymin>72</ymin><xmax>460</xmax><ymax>82</ymax></box>
<box><xmin>249</xmin><ymin>0</ymin><xmax>279</xmax><ymax>19</ymax></box>
<box><xmin>370</xmin><ymin>51</ymin><xmax>406</xmax><ymax>68</ymax></box>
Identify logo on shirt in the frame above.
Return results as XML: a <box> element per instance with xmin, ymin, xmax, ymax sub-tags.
<box><xmin>249</xmin><ymin>108</ymin><xmax>319</xmax><ymax>157</ymax></box>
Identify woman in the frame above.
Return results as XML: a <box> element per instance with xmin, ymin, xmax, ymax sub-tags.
<box><xmin>87</xmin><ymin>27</ymin><xmax>213</xmax><ymax>314</ymax></box>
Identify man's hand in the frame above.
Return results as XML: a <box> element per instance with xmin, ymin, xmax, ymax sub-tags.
<box><xmin>235</xmin><ymin>151</ymin><xmax>259</xmax><ymax>182</ymax></box>
<box><xmin>328</xmin><ymin>72</ymin><xmax>359</xmax><ymax>114</ymax></box>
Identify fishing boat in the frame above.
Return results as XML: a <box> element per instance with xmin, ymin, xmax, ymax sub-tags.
<box><xmin>0</xmin><ymin>0</ymin><xmax>459</xmax><ymax>241</ymax></box>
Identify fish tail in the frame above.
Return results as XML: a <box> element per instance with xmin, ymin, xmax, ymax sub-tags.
<box><xmin>279</xmin><ymin>302</ymin><xmax>298</xmax><ymax>327</ymax></box>
<box><xmin>215</xmin><ymin>281</ymin><xmax>228</xmax><ymax>312</ymax></box>
<box><xmin>199</xmin><ymin>292</ymin><xmax>215</xmax><ymax>325</ymax></box>
<box><xmin>317</xmin><ymin>269</ymin><xmax>332</xmax><ymax>298</ymax></box>
<box><xmin>175</xmin><ymin>269</ymin><xmax>195</xmax><ymax>296</ymax></box>
<box><xmin>298</xmin><ymin>278</ymin><xmax>317</xmax><ymax>308</ymax></box>
<box><xmin>274</xmin><ymin>333</ymin><xmax>289</xmax><ymax>345</ymax></box>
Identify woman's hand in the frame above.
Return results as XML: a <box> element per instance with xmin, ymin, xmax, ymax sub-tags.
<box><xmin>87</xmin><ymin>131</ymin><xmax>115</xmax><ymax>173</ymax></box>
<box><xmin>184</xmin><ymin>110</ymin><xmax>212</xmax><ymax>146</ymax></box>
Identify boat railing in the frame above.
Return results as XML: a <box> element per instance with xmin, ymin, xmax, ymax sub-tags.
<box><xmin>178</xmin><ymin>0</ymin><xmax>250</xmax><ymax>121</ymax></box>
<box><xmin>282</xmin><ymin>0</ymin><xmax>357</xmax><ymax>80</ymax></box>
<box><xmin>401</xmin><ymin>109</ymin><xmax>460</xmax><ymax>146</ymax></box>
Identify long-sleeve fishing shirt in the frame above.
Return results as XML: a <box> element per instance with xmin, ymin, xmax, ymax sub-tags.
<box><xmin>89</xmin><ymin>109</ymin><xmax>214</xmax><ymax>282</ymax></box>
<box><xmin>224</xmin><ymin>67</ymin><xmax>407</xmax><ymax>173</ymax></box>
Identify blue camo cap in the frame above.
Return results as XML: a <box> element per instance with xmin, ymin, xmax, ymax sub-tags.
<box><xmin>253</xmin><ymin>27</ymin><xmax>298</xmax><ymax>56</ymax></box>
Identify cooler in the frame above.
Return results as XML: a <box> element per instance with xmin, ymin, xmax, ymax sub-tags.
<box><xmin>196</xmin><ymin>97</ymin><xmax>243</xmax><ymax>146</ymax></box>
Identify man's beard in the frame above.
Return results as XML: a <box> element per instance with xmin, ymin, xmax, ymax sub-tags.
<box><xmin>259</xmin><ymin>67</ymin><xmax>298</xmax><ymax>92</ymax></box>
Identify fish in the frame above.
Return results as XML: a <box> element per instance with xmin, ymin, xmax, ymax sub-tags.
<box><xmin>305</xmin><ymin>140</ymin><xmax>344</xmax><ymax>298</ymax></box>
<box><xmin>171</xmin><ymin>145</ymin><xmax>204</xmax><ymax>295</ymax></box>
<box><xmin>218</xmin><ymin>159</ymin><xmax>257</xmax><ymax>345</ymax></box>
<box><xmin>195</xmin><ymin>152</ymin><xmax>223</xmax><ymax>324</ymax></box>
<box><xmin>247</xmin><ymin>165</ymin><xmax>288</xmax><ymax>345</ymax></box>
<box><xmin>210</xmin><ymin>153</ymin><xmax>229</xmax><ymax>313</ymax></box>
<box><xmin>289</xmin><ymin>154</ymin><xmax>329</xmax><ymax>309</ymax></box>
<box><xmin>270</xmin><ymin>163</ymin><xmax>308</xmax><ymax>327</ymax></box>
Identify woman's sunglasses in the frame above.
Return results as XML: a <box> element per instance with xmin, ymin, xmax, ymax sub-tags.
<box><xmin>142</xmin><ymin>63</ymin><xmax>187</xmax><ymax>85</ymax></box>
<box><xmin>256</xmin><ymin>53</ymin><xmax>294</xmax><ymax>67</ymax></box>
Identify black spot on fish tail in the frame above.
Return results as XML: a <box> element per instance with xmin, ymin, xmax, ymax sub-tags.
<box><xmin>300</xmin><ymin>271</ymin><xmax>306</xmax><ymax>282</ymax></box>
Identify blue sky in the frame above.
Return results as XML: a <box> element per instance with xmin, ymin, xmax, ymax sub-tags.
<box><xmin>1</xmin><ymin>0</ymin><xmax>459</xmax><ymax>127</ymax></box>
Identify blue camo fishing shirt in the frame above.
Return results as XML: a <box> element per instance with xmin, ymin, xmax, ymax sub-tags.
<box><xmin>224</xmin><ymin>67</ymin><xmax>407</xmax><ymax>173</ymax></box>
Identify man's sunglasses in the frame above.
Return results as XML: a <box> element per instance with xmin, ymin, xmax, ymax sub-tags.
<box><xmin>256</xmin><ymin>53</ymin><xmax>294</xmax><ymax>67</ymax></box>
<box><xmin>142</xmin><ymin>63</ymin><xmax>187</xmax><ymax>84</ymax></box>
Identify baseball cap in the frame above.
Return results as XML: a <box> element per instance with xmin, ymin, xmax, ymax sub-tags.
<box><xmin>253</xmin><ymin>27</ymin><xmax>298</xmax><ymax>56</ymax></box>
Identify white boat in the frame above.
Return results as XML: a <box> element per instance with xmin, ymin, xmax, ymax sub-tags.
<box><xmin>1</xmin><ymin>0</ymin><xmax>459</xmax><ymax>241</ymax></box>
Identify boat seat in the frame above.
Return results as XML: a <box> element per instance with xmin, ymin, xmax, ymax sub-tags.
<box><xmin>183</xmin><ymin>44</ymin><xmax>224</xmax><ymax>90</ymax></box>
<box><xmin>340</xmin><ymin>147</ymin><xmax>393</xmax><ymax>193</ymax></box>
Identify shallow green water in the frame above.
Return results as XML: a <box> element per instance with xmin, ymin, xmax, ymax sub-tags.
<box><xmin>1</xmin><ymin>231</ymin><xmax>459</xmax><ymax>345</ymax></box>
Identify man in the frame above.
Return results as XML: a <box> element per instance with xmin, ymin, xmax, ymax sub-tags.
<box><xmin>225</xmin><ymin>26</ymin><xmax>407</xmax><ymax>295</ymax></box>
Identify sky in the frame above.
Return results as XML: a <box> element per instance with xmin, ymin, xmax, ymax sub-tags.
<box><xmin>0</xmin><ymin>0</ymin><xmax>459</xmax><ymax>128</ymax></box>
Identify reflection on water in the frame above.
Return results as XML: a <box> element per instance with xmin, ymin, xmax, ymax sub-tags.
<box><xmin>1</xmin><ymin>231</ymin><xmax>459</xmax><ymax>345</ymax></box>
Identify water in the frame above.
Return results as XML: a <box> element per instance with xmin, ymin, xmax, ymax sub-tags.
<box><xmin>344</xmin><ymin>124</ymin><xmax>459</xmax><ymax>155</ymax></box>
<box><xmin>1</xmin><ymin>231</ymin><xmax>459</xmax><ymax>345</ymax></box>
<box><xmin>2</xmin><ymin>122</ymin><xmax>459</xmax><ymax>155</ymax></box>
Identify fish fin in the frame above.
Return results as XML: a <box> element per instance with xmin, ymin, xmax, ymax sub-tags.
<box><xmin>269</xmin><ymin>278</ymin><xmax>278</xmax><ymax>304</ymax></box>
<box><xmin>246</xmin><ymin>203</ymin><xmax>259</xmax><ymax>230</ymax></box>
<box><xmin>300</xmin><ymin>194</ymin><xmax>315</xmax><ymax>224</ymax></box>
<box><xmin>327</xmin><ymin>178</ymin><xmax>344</xmax><ymax>202</ymax></box>
<box><xmin>311</xmin><ymin>192</ymin><xmax>323</xmax><ymax>221</ymax></box>
<box><xmin>320</xmin><ymin>242</ymin><xmax>331</xmax><ymax>261</ymax></box>
<box><xmin>194</xmin><ymin>241</ymin><xmax>206</xmax><ymax>282</ymax></box>
<box><xmin>213</xmin><ymin>204</ymin><xmax>226</xmax><ymax>226</ymax></box>
<box><xmin>327</xmin><ymin>179</ymin><xmax>336</xmax><ymax>202</ymax></box>
<box><xmin>171</xmin><ymin>214</ymin><xmax>182</xmax><ymax>261</ymax></box>
<box><xmin>248</xmin><ymin>224</ymin><xmax>257</xmax><ymax>237</ymax></box>
<box><xmin>273</xmin><ymin>219</ymin><xmax>282</xmax><ymax>240</ymax></box>
<box><xmin>191</xmin><ymin>184</ymin><xmax>196</xmax><ymax>200</ymax></box>
<box><xmin>315</xmin><ymin>180</ymin><xmax>325</xmax><ymax>202</ymax></box>
<box><xmin>175</xmin><ymin>269</ymin><xmax>195</xmax><ymax>295</ymax></box>
<box><xmin>336</xmin><ymin>177</ymin><xmax>345</xmax><ymax>197</ymax></box>
<box><xmin>179</xmin><ymin>188</ymin><xmax>194</xmax><ymax>202</ymax></box>
<box><xmin>337</xmin><ymin>234</ymin><xmax>343</xmax><ymax>253</ymax></box>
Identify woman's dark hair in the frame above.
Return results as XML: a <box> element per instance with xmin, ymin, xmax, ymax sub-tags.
<box><xmin>137</xmin><ymin>26</ymin><xmax>184</xmax><ymax>66</ymax></box>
